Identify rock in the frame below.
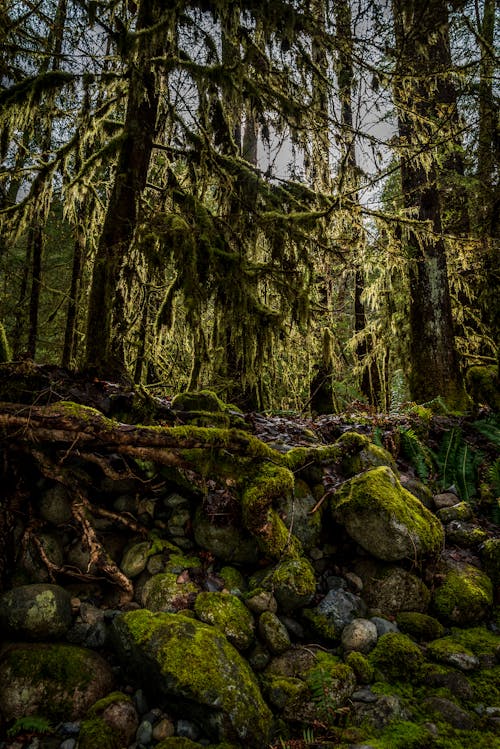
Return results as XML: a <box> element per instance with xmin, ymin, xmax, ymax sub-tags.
<box><xmin>275</xmin><ymin>478</ymin><xmax>323</xmax><ymax>550</ymax></box>
<box><xmin>395</xmin><ymin>612</ymin><xmax>444</xmax><ymax>641</ymax></box>
<box><xmin>304</xmin><ymin>588</ymin><xmax>367</xmax><ymax>641</ymax></box>
<box><xmin>427</xmin><ymin>638</ymin><xmax>480</xmax><ymax>671</ymax></box>
<box><xmin>112</xmin><ymin>609</ymin><xmax>272</xmax><ymax>747</ymax></box>
<box><xmin>0</xmin><ymin>584</ymin><xmax>73</xmax><ymax>640</ymax></box>
<box><xmin>258</xmin><ymin>557</ymin><xmax>316</xmax><ymax>611</ymax></box>
<box><xmin>345</xmin><ymin>651</ymin><xmax>375</xmax><ymax>683</ymax></box>
<box><xmin>139</xmin><ymin>572</ymin><xmax>199</xmax><ymax>612</ymax></box>
<box><xmin>193</xmin><ymin>507</ymin><xmax>259</xmax><ymax>564</ymax></box>
<box><xmin>400</xmin><ymin>476</ymin><xmax>433</xmax><ymax>508</ymax></box>
<box><xmin>444</xmin><ymin>521</ymin><xmax>487</xmax><ymax>548</ymax></box>
<box><xmin>350</xmin><ymin>694</ymin><xmax>408</xmax><ymax>729</ymax></box>
<box><xmin>245</xmin><ymin>590</ymin><xmax>278</xmax><ymax>614</ymax></box>
<box><xmin>265</xmin><ymin>645</ymin><xmax>319</xmax><ymax>678</ymax></box>
<box><xmin>136</xmin><ymin>719</ymin><xmax>153</xmax><ymax>744</ymax></box>
<box><xmin>370</xmin><ymin>616</ymin><xmax>399</xmax><ymax>637</ymax></box>
<box><xmin>258</xmin><ymin>611</ymin><xmax>291</xmax><ymax>654</ymax></box>
<box><xmin>341</xmin><ymin>618</ymin><xmax>378</xmax><ymax>654</ymax></box>
<box><xmin>423</xmin><ymin>696</ymin><xmax>477</xmax><ymax>729</ymax></box>
<box><xmin>219</xmin><ymin>565</ymin><xmax>247</xmax><ymax>594</ymax></box>
<box><xmin>424</xmin><ymin>665</ymin><xmax>474</xmax><ymax>700</ymax></box>
<box><xmin>436</xmin><ymin>501</ymin><xmax>473</xmax><ymax>523</ymax></box>
<box><xmin>481</xmin><ymin>538</ymin><xmax>500</xmax><ymax>589</ymax></box>
<box><xmin>194</xmin><ymin>591</ymin><xmax>255</xmax><ymax>650</ymax></box>
<box><xmin>433</xmin><ymin>492</ymin><xmax>460</xmax><ymax>510</ymax></box>
<box><xmin>120</xmin><ymin>542</ymin><xmax>151</xmax><ymax>578</ymax></box>
<box><xmin>171</xmin><ymin>390</ymin><xmax>225</xmax><ymax>413</ymax></box>
<box><xmin>175</xmin><ymin>718</ymin><xmax>201</xmax><ymax>741</ymax></box>
<box><xmin>354</xmin><ymin>560</ymin><xmax>430</xmax><ymax>617</ymax></box>
<box><xmin>336</xmin><ymin>433</ymin><xmax>397</xmax><ymax>476</ymax></box>
<box><xmin>152</xmin><ymin>717</ymin><xmax>175</xmax><ymax>741</ymax></box>
<box><xmin>39</xmin><ymin>484</ymin><xmax>73</xmax><ymax>525</ymax></box>
<box><xmin>432</xmin><ymin>562</ymin><xmax>493</xmax><ymax>625</ymax></box>
<box><xmin>85</xmin><ymin>692</ymin><xmax>139</xmax><ymax>748</ymax></box>
<box><xmin>369</xmin><ymin>632</ymin><xmax>424</xmax><ymax>682</ymax></box>
<box><xmin>332</xmin><ymin>466</ymin><xmax>444</xmax><ymax>562</ymax></box>
<box><xmin>0</xmin><ymin>643</ymin><xmax>114</xmax><ymax>722</ymax></box>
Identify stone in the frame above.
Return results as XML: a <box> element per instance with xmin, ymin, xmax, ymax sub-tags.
<box><xmin>336</xmin><ymin>432</ymin><xmax>397</xmax><ymax>476</ymax></box>
<box><xmin>370</xmin><ymin>617</ymin><xmax>399</xmax><ymax>637</ymax></box>
<box><xmin>245</xmin><ymin>590</ymin><xmax>278</xmax><ymax>614</ymax></box>
<box><xmin>258</xmin><ymin>611</ymin><xmax>291</xmax><ymax>654</ymax></box>
<box><xmin>445</xmin><ymin>521</ymin><xmax>488</xmax><ymax>548</ymax></box>
<box><xmin>120</xmin><ymin>542</ymin><xmax>151</xmax><ymax>578</ymax></box>
<box><xmin>369</xmin><ymin>632</ymin><xmax>424</xmax><ymax>682</ymax></box>
<box><xmin>304</xmin><ymin>589</ymin><xmax>367</xmax><ymax>641</ymax></box>
<box><xmin>86</xmin><ymin>692</ymin><xmax>139</xmax><ymax>747</ymax></box>
<box><xmin>0</xmin><ymin>584</ymin><xmax>73</xmax><ymax>640</ymax></box>
<box><xmin>39</xmin><ymin>484</ymin><xmax>73</xmax><ymax>525</ymax></box>
<box><xmin>332</xmin><ymin>466</ymin><xmax>444</xmax><ymax>562</ymax></box>
<box><xmin>139</xmin><ymin>572</ymin><xmax>199</xmax><ymax>612</ymax></box>
<box><xmin>431</xmin><ymin>562</ymin><xmax>493</xmax><ymax>625</ymax></box>
<box><xmin>258</xmin><ymin>557</ymin><xmax>316</xmax><ymax>611</ymax></box>
<box><xmin>136</xmin><ymin>719</ymin><xmax>153</xmax><ymax>745</ymax></box>
<box><xmin>400</xmin><ymin>476</ymin><xmax>433</xmax><ymax>508</ymax></box>
<box><xmin>194</xmin><ymin>591</ymin><xmax>255</xmax><ymax>650</ymax></box>
<box><xmin>423</xmin><ymin>697</ymin><xmax>477</xmax><ymax>729</ymax></box>
<box><xmin>481</xmin><ymin>538</ymin><xmax>500</xmax><ymax>588</ymax></box>
<box><xmin>350</xmin><ymin>694</ymin><xmax>407</xmax><ymax>729</ymax></box>
<box><xmin>193</xmin><ymin>507</ymin><xmax>259</xmax><ymax>564</ymax></box>
<box><xmin>433</xmin><ymin>492</ymin><xmax>460</xmax><ymax>510</ymax></box>
<box><xmin>341</xmin><ymin>618</ymin><xmax>378</xmax><ymax>654</ymax></box>
<box><xmin>436</xmin><ymin>501</ymin><xmax>473</xmax><ymax>523</ymax></box>
<box><xmin>275</xmin><ymin>478</ymin><xmax>323</xmax><ymax>550</ymax></box>
<box><xmin>395</xmin><ymin>612</ymin><xmax>444</xmax><ymax>641</ymax></box>
<box><xmin>427</xmin><ymin>638</ymin><xmax>480</xmax><ymax>671</ymax></box>
<box><xmin>112</xmin><ymin>610</ymin><xmax>272</xmax><ymax>747</ymax></box>
<box><xmin>354</xmin><ymin>561</ymin><xmax>430</xmax><ymax>617</ymax></box>
<box><xmin>152</xmin><ymin>717</ymin><xmax>175</xmax><ymax>741</ymax></box>
<box><xmin>0</xmin><ymin>643</ymin><xmax>114</xmax><ymax>722</ymax></box>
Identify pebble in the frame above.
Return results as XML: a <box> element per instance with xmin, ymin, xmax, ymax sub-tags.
<box><xmin>152</xmin><ymin>717</ymin><xmax>175</xmax><ymax>741</ymax></box>
<box><xmin>135</xmin><ymin>719</ymin><xmax>153</xmax><ymax>745</ymax></box>
<box><xmin>176</xmin><ymin>719</ymin><xmax>201</xmax><ymax>741</ymax></box>
<box><xmin>134</xmin><ymin>689</ymin><xmax>149</xmax><ymax>715</ymax></box>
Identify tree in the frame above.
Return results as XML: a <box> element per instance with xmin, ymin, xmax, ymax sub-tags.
<box><xmin>391</xmin><ymin>0</ymin><xmax>467</xmax><ymax>406</ymax></box>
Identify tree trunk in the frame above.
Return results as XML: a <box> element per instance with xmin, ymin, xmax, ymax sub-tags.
<box><xmin>392</xmin><ymin>0</ymin><xmax>466</xmax><ymax>407</ymax></box>
<box><xmin>84</xmin><ymin>0</ymin><xmax>167</xmax><ymax>378</ymax></box>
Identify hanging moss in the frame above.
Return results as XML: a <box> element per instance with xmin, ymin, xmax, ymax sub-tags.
<box><xmin>0</xmin><ymin>324</ymin><xmax>11</xmax><ymax>363</ymax></box>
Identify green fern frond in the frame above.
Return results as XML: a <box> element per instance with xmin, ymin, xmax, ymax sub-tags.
<box><xmin>399</xmin><ymin>427</ymin><xmax>433</xmax><ymax>481</ymax></box>
<box><xmin>7</xmin><ymin>716</ymin><xmax>53</xmax><ymax>738</ymax></box>
<box><xmin>434</xmin><ymin>428</ymin><xmax>483</xmax><ymax>502</ymax></box>
<box><xmin>472</xmin><ymin>416</ymin><xmax>500</xmax><ymax>447</ymax></box>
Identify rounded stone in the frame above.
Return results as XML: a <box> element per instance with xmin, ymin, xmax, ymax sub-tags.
<box><xmin>120</xmin><ymin>542</ymin><xmax>151</xmax><ymax>578</ymax></box>
<box><xmin>341</xmin><ymin>618</ymin><xmax>378</xmax><ymax>654</ymax></box>
<box><xmin>39</xmin><ymin>484</ymin><xmax>73</xmax><ymax>525</ymax></box>
<box><xmin>258</xmin><ymin>611</ymin><xmax>291</xmax><ymax>654</ymax></box>
<box><xmin>194</xmin><ymin>591</ymin><xmax>255</xmax><ymax>650</ymax></box>
<box><xmin>0</xmin><ymin>584</ymin><xmax>72</xmax><ymax>640</ymax></box>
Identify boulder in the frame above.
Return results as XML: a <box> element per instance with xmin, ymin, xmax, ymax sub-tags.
<box><xmin>354</xmin><ymin>560</ymin><xmax>430</xmax><ymax>617</ymax></box>
<box><xmin>303</xmin><ymin>588</ymin><xmax>367</xmax><ymax>641</ymax></box>
<box><xmin>255</xmin><ymin>557</ymin><xmax>316</xmax><ymax>611</ymax></box>
<box><xmin>112</xmin><ymin>609</ymin><xmax>272</xmax><ymax>747</ymax></box>
<box><xmin>0</xmin><ymin>643</ymin><xmax>114</xmax><ymax>722</ymax></box>
<box><xmin>139</xmin><ymin>572</ymin><xmax>200</xmax><ymax>612</ymax></box>
<box><xmin>0</xmin><ymin>583</ymin><xmax>73</xmax><ymax>640</ymax></box>
<box><xmin>431</xmin><ymin>562</ymin><xmax>493</xmax><ymax>625</ymax></box>
<box><xmin>275</xmin><ymin>478</ymin><xmax>323</xmax><ymax>550</ymax></box>
<box><xmin>332</xmin><ymin>466</ymin><xmax>444</xmax><ymax>562</ymax></box>
<box><xmin>341</xmin><ymin>618</ymin><xmax>378</xmax><ymax>654</ymax></box>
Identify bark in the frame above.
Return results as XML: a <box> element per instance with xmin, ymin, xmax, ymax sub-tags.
<box><xmin>392</xmin><ymin>0</ymin><xmax>466</xmax><ymax>406</ymax></box>
<box><xmin>62</xmin><ymin>219</ymin><xmax>84</xmax><ymax>367</ymax></box>
<box><xmin>85</xmin><ymin>0</ymin><xmax>167</xmax><ymax>377</ymax></box>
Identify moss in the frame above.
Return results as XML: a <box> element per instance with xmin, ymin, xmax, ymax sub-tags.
<box><xmin>432</xmin><ymin>566</ymin><xmax>493</xmax><ymax>624</ymax></box>
<box><xmin>396</xmin><ymin>612</ymin><xmax>445</xmax><ymax>641</ymax></box>
<box><xmin>283</xmin><ymin>444</ymin><xmax>342</xmax><ymax>472</ymax></box>
<box><xmin>78</xmin><ymin>716</ymin><xmax>120</xmax><ymax>749</ymax></box>
<box><xmin>468</xmin><ymin>664</ymin><xmax>500</xmax><ymax>705</ymax></box>
<box><xmin>0</xmin><ymin>323</ymin><xmax>11</xmax><ymax>363</ymax></box>
<box><xmin>219</xmin><ymin>566</ymin><xmax>246</xmax><ymax>593</ymax></box>
<box><xmin>194</xmin><ymin>591</ymin><xmax>255</xmax><ymax>650</ymax></box>
<box><xmin>264</xmin><ymin>557</ymin><xmax>316</xmax><ymax>611</ymax></box>
<box><xmin>260</xmin><ymin>673</ymin><xmax>307</xmax><ymax>710</ymax></box>
<box><xmin>332</xmin><ymin>466</ymin><xmax>444</xmax><ymax>562</ymax></box>
<box><xmin>305</xmin><ymin>652</ymin><xmax>356</xmax><ymax>716</ymax></box>
<box><xmin>365</xmin><ymin>720</ymin><xmax>432</xmax><ymax>749</ymax></box>
<box><xmin>241</xmin><ymin>461</ymin><xmax>301</xmax><ymax>559</ymax></box>
<box><xmin>345</xmin><ymin>651</ymin><xmax>375</xmax><ymax>684</ymax></box>
<box><xmin>369</xmin><ymin>633</ymin><xmax>425</xmax><ymax>682</ymax></box>
<box><xmin>87</xmin><ymin>691</ymin><xmax>132</xmax><ymax>717</ymax></box>
<box><xmin>481</xmin><ymin>538</ymin><xmax>500</xmax><ymax>588</ymax></box>
<box><xmin>442</xmin><ymin>626</ymin><xmax>500</xmax><ymax>659</ymax></box>
<box><xmin>335</xmin><ymin>432</ymin><xmax>397</xmax><ymax>476</ymax></box>
<box><xmin>466</xmin><ymin>365</ymin><xmax>500</xmax><ymax>410</ymax></box>
<box><xmin>171</xmin><ymin>389</ymin><xmax>227</xmax><ymax>413</ymax></box>
<box><xmin>302</xmin><ymin>608</ymin><xmax>339</xmax><ymax>642</ymax></box>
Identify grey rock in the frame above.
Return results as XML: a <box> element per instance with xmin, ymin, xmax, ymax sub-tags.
<box><xmin>0</xmin><ymin>584</ymin><xmax>72</xmax><ymax>640</ymax></box>
<box><xmin>39</xmin><ymin>484</ymin><xmax>73</xmax><ymax>525</ymax></box>
<box><xmin>258</xmin><ymin>611</ymin><xmax>291</xmax><ymax>654</ymax></box>
<box><xmin>341</xmin><ymin>618</ymin><xmax>378</xmax><ymax>654</ymax></box>
<box><xmin>136</xmin><ymin>720</ymin><xmax>153</xmax><ymax>745</ymax></box>
<box><xmin>317</xmin><ymin>588</ymin><xmax>367</xmax><ymax>632</ymax></box>
<box><xmin>176</xmin><ymin>719</ymin><xmax>201</xmax><ymax>741</ymax></box>
<box><xmin>370</xmin><ymin>616</ymin><xmax>399</xmax><ymax>637</ymax></box>
<box><xmin>423</xmin><ymin>697</ymin><xmax>477</xmax><ymax>729</ymax></box>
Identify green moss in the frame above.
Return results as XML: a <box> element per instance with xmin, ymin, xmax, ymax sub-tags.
<box><xmin>396</xmin><ymin>612</ymin><xmax>445</xmax><ymax>641</ymax></box>
<box><xmin>366</xmin><ymin>720</ymin><xmax>432</xmax><ymax>749</ymax></box>
<box><xmin>466</xmin><ymin>366</ymin><xmax>500</xmax><ymax>410</ymax></box>
<box><xmin>284</xmin><ymin>444</ymin><xmax>342</xmax><ymax>472</ymax></box>
<box><xmin>481</xmin><ymin>538</ymin><xmax>500</xmax><ymax>587</ymax></box>
<box><xmin>432</xmin><ymin>566</ymin><xmax>493</xmax><ymax>624</ymax></box>
<box><xmin>468</xmin><ymin>664</ymin><xmax>500</xmax><ymax>705</ymax></box>
<box><xmin>171</xmin><ymin>389</ymin><xmax>227</xmax><ymax>413</ymax></box>
<box><xmin>332</xmin><ymin>466</ymin><xmax>444</xmax><ymax>561</ymax></box>
<box><xmin>345</xmin><ymin>651</ymin><xmax>375</xmax><ymax>683</ymax></box>
<box><xmin>305</xmin><ymin>652</ymin><xmax>356</xmax><ymax>716</ymax></box>
<box><xmin>0</xmin><ymin>323</ymin><xmax>11</xmax><ymax>363</ymax></box>
<box><xmin>7</xmin><ymin>644</ymin><xmax>93</xmax><ymax>689</ymax></box>
<box><xmin>335</xmin><ymin>432</ymin><xmax>396</xmax><ymax>476</ymax></box>
<box><xmin>194</xmin><ymin>591</ymin><xmax>255</xmax><ymax>650</ymax></box>
<box><xmin>369</xmin><ymin>633</ymin><xmax>425</xmax><ymax>682</ymax></box>
<box><xmin>260</xmin><ymin>673</ymin><xmax>307</xmax><ymax>710</ymax></box>
<box><xmin>78</xmin><ymin>716</ymin><xmax>120</xmax><ymax>749</ymax></box>
<box><xmin>302</xmin><ymin>607</ymin><xmax>339</xmax><ymax>642</ymax></box>
<box><xmin>219</xmin><ymin>566</ymin><xmax>246</xmax><ymax>593</ymax></box>
<box><xmin>443</xmin><ymin>626</ymin><xmax>500</xmax><ymax>658</ymax></box>
<box><xmin>87</xmin><ymin>691</ymin><xmax>132</xmax><ymax>717</ymax></box>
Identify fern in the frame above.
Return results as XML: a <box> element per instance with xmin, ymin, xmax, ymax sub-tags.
<box><xmin>471</xmin><ymin>415</ymin><xmax>500</xmax><ymax>447</ymax></box>
<box><xmin>488</xmin><ymin>459</ymin><xmax>500</xmax><ymax>525</ymax></box>
<box><xmin>7</xmin><ymin>716</ymin><xmax>53</xmax><ymax>738</ymax></box>
<box><xmin>434</xmin><ymin>428</ymin><xmax>483</xmax><ymax>502</ymax></box>
<box><xmin>398</xmin><ymin>427</ymin><xmax>433</xmax><ymax>481</ymax></box>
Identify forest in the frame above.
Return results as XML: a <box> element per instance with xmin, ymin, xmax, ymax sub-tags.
<box><xmin>0</xmin><ymin>0</ymin><xmax>498</xmax><ymax>413</ymax></box>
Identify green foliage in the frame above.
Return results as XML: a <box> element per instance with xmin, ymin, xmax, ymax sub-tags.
<box><xmin>434</xmin><ymin>428</ymin><xmax>484</xmax><ymax>502</ymax></box>
<box><xmin>0</xmin><ymin>323</ymin><xmax>11</xmax><ymax>363</ymax></box>
<box><xmin>7</xmin><ymin>716</ymin><xmax>53</xmax><ymax>738</ymax></box>
<box><xmin>399</xmin><ymin>427</ymin><xmax>433</xmax><ymax>481</ymax></box>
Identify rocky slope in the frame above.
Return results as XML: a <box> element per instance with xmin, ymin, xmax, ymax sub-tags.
<box><xmin>0</xmin><ymin>376</ymin><xmax>498</xmax><ymax>749</ymax></box>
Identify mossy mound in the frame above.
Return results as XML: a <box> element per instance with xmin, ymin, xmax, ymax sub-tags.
<box><xmin>336</xmin><ymin>432</ymin><xmax>397</xmax><ymax>476</ymax></box>
<box><xmin>139</xmin><ymin>572</ymin><xmax>200</xmax><ymax>612</ymax></box>
<box><xmin>345</xmin><ymin>650</ymin><xmax>375</xmax><ymax>683</ymax></box>
<box><xmin>194</xmin><ymin>591</ymin><xmax>255</xmax><ymax>650</ymax></box>
<box><xmin>0</xmin><ymin>643</ymin><xmax>114</xmax><ymax>722</ymax></box>
<box><xmin>255</xmin><ymin>557</ymin><xmax>316</xmax><ymax>611</ymax></box>
<box><xmin>396</xmin><ymin>612</ymin><xmax>445</xmax><ymax>642</ymax></box>
<box><xmin>369</xmin><ymin>632</ymin><xmax>425</xmax><ymax>682</ymax></box>
<box><xmin>112</xmin><ymin>610</ymin><xmax>272</xmax><ymax>747</ymax></box>
<box><xmin>466</xmin><ymin>365</ymin><xmax>500</xmax><ymax>410</ymax></box>
<box><xmin>332</xmin><ymin>466</ymin><xmax>444</xmax><ymax>562</ymax></box>
<box><xmin>432</xmin><ymin>564</ymin><xmax>493</xmax><ymax>625</ymax></box>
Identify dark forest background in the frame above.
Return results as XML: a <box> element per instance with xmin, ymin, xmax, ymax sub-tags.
<box><xmin>0</xmin><ymin>0</ymin><xmax>498</xmax><ymax>412</ymax></box>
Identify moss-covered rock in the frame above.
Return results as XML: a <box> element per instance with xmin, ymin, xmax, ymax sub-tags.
<box><xmin>139</xmin><ymin>572</ymin><xmax>200</xmax><ymax>613</ymax></box>
<box><xmin>0</xmin><ymin>584</ymin><xmax>73</xmax><ymax>640</ymax></box>
<box><xmin>432</xmin><ymin>563</ymin><xmax>493</xmax><ymax>625</ymax></box>
<box><xmin>369</xmin><ymin>632</ymin><xmax>425</xmax><ymax>682</ymax></box>
<box><xmin>112</xmin><ymin>610</ymin><xmax>272</xmax><ymax>747</ymax></box>
<box><xmin>395</xmin><ymin>612</ymin><xmax>444</xmax><ymax>642</ymax></box>
<box><xmin>193</xmin><ymin>507</ymin><xmax>259</xmax><ymax>564</ymax></box>
<box><xmin>84</xmin><ymin>691</ymin><xmax>139</xmax><ymax>748</ymax></box>
<box><xmin>258</xmin><ymin>611</ymin><xmax>291</xmax><ymax>654</ymax></box>
<box><xmin>481</xmin><ymin>538</ymin><xmax>500</xmax><ymax>591</ymax></box>
<box><xmin>345</xmin><ymin>650</ymin><xmax>375</xmax><ymax>683</ymax></box>
<box><xmin>256</xmin><ymin>557</ymin><xmax>316</xmax><ymax>611</ymax></box>
<box><xmin>354</xmin><ymin>560</ymin><xmax>430</xmax><ymax>617</ymax></box>
<box><xmin>336</xmin><ymin>432</ymin><xmax>397</xmax><ymax>477</ymax></box>
<box><xmin>194</xmin><ymin>591</ymin><xmax>255</xmax><ymax>650</ymax></box>
<box><xmin>333</xmin><ymin>466</ymin><xmax>444</xmax><ymax>563</ymax></box>
<box><xmin>427</xmin><ymin>637</ymin><xmax>480</xmax><ymax>672</ymax></box>
<box><xmin>466</xmin><ymin>365</ymin><xmax>500</xmax><ymax>410</ymax></box>
<box><xmin>0</xmin><ymin>643</ymin><xmax>114</xmax><ymax>722</ymax></box>
<box><xmin>77</xmin><ymin>716</ymin><xmax>120</xmax><ymax>749</ymax></box>
<box><xmin>303</xmin><ymin>588</ymin><xmax>367</xmax><ymax>643</ymax></box>
<box><xmin>275</xmin><ymin>478</ymin><xmax>323</xmax><ymax>551</ymax></box>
